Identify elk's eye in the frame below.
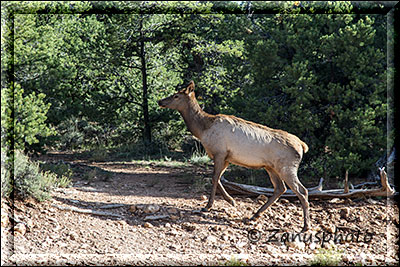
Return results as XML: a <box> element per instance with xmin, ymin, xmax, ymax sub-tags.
<box><xmin>173</xmin><ymin>95</ymin><xmax>179</xmax><ymax>99</ymax></box>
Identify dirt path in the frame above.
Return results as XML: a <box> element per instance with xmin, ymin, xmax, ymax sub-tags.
<box><xmin>1</xmin><ymin>152</ymin><xmax>399</xmax><ymax>266</ymax></box>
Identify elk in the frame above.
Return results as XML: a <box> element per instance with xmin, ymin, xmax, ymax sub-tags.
<box><xmin>158</xmin><ymin>81</ymin><xmax>310</xmax><ymax>232</ymax></box>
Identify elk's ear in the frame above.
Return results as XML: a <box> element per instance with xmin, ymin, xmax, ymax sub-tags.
<box><xmin>184</xmin><ymin>80</ymin><xmax>195</xmax><ymax>94</ymax></box>
<box><xmin>188</xmin><ymin>80</ymin><xmax>195</xmax><ymax>92</ymax></box>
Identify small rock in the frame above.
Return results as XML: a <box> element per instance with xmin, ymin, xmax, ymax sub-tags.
<box><xmin>323</xmin><ymin>224</ymin><xmax>336</xmax><ymax>234</ymax></box>
<box><xmin>48</xmin><ymin>217</ymin><xmax>58</xmax><ymax>223</ymax></box>
<box><xmin>221</xmin><ymin>254</ymin><xmax>231</xmax><ymax>260</ymax></box>
<box><xmin>309</xmin><ymin>242</ymin><xmax>317</xmax><ymax>250</ymax></box>
<box><xmin>143</xmin><ymin>204</ymin><xmax>160</xmax><ymax>214</ymax></box>
<box><xmin>342</xmin><ymin>254</ymin><xmax>350</xmax><ymax>263</ymax></box>
<box><xmin>25</xmin><ymin>218</ymin><xmax>34</xmax><ymax>230</ymax></box>
<box><xmin>15</xmin><ymin>205</ymin><xmax>26</xmax><ymax>212</ymax></box>
<box><xmin>234</xmin><ymin>253</ymin><xmax>249</xmax><ymax>262</ymax></box>
<box><xmin>329</xmin><ymin>198</ymin><xmax>341</xmax><ymax>203</ymax></box>
<box><xmin>182</xmin><ymin>222</ymin><xmax>196</xmax><ymax>232</ymax></box>
<box><xmin>210</xmin><ymin>225</ymin><xmax>218</xmax><ymax>231</ymax></box>
<box><xmin>135</xmin><ymin>204</ymin><xmax>145</xmax><ymax>210</ymax></box>
<box><xmin>69</xmin><ymin>232</ymin><xmax>79</xmax><ymax>240</ymax></box>
<box><xmin>129</xmin><ymin>205</ymin><xmax>137</xmax><ymax>213</ymax></box>
<box><xmin>170</xmin><ymin>215</ymin><xmax>179</xmax><ymax>221</ymax></box>
<box><xmin>286</xmin><ymin>240</ymin><xmax>306</xmax><ymax>251</ymax></box>
<box><xmin>221</xmin><ymin>233</ymin><xmax>230</xmax><ymax>241</ymax></box>
<box><xmin>167</xmin><ymin>208</ymin><xmax>179</xmax><ymax>214</ymax></box>
<box><xmin>167</xmin><ymin>229</ymin><xmax>179</xmax><ymax>236</ymax></box>
<box><xmin>164</xmin><ymin>223</ymin><xmax>171</xmax><ymax>228</ymax></box>
<box><xmin>168</xmin><ymin>244</ymin><xmax>180</xmax><ymax>251</ymax></box>
<box><xmin>1</xmin><ymin>210</ymin><xmax>9</xmax><ymax>227</ymax></box>
<box><xmin>192</xmin><ymin>209</ymin><xmax>202</xmax><ymax>214</ymax></box>
<box><xmin>117</xmin><ymin>220</ymin><xmax>128</xmax><ymax>227</ymax></box>
<box><xmin>200</xmin><ymin>195</ymin><xmax>208</xmax><ymax>201</ymax></box>
<box><xmin>256</xmin><ymin>194</ymin><xmax>268</xmax><ymax>204</ymax></box>
<box><xmin>143</xmin><ymin>222</ymin><xmax>153</xmax><ymax>228</ymax></box>
<box><xmin>206</xmin><ymin>235</ymin><xmax>218</xmax><ymax>243</ymax></box>
<box><xmin>280</xmin><ymin>198</ymin><xmax>289</xmax><ymax>204</ymax></box>
<box><xmin>14</xmin><ymin>223</ymin><xmax>26</xmax><ymax>236</ymax></box>
<box><xmin>236</xmin><ymin>241</ymin><xmax>247</xmax><ymax>248</ymax></box>
<box><xmin>57</xmin><ymin>241</ymin><xmax>68</xmax><ymax>248</ymax></box>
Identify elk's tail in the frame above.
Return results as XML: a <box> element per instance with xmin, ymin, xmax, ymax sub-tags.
<box><xmin>301</xmin><ymin>141</ymin><xmax>309</xmax><ymax>154</ymax></box>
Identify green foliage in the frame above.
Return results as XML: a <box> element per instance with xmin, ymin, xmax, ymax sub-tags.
<box><xmin>2</xmin><ymin>1</ymin><xmax>390</xmax><ymax>184</ymax></box>
<box><xmin>1</xmin><ymin>150</ymin><xmax>12</xmax><ymax>198</ymax></box>
<box><xmin>237</xmin><ymin>7</ymin><xmax>387</xmax><ymax>180</ymax></box>
<box><xmin>190</xmin><ymin>146</ymin><xmax>211</xmax><ymax>166</ymax></box>
<box><xmin>309</xmin><ymin>247</ymin><xmax>344</xmax><ymax>266</ymax></box>
<box><xmin>39</xmin><ymin>161</ymin><xmax>74</xmax><ymax>188</ymax></box>
<box><xmin>13</xmin><ymin>84</ymin><xmax>55</xmax><ymax>150</ymax></box>
<box><xmin>12</xmin><ymin>151</ymin><xmax>71</xmax><ymax>201</ymax></box>
<box><xmin>221</xmin><ymin>256</ymin><xmax>249</xmax><ymax>266</ymax></box>
<box><xmin>1</xmin><ymin>83</ymin><xmax>55</xmax><ymax>152</ymax></box>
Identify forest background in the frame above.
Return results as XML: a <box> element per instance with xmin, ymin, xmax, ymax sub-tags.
<box><xmin>1</xmin><ymin>1</ymin><xmax>397</xmax><ymax>200</ymax></box>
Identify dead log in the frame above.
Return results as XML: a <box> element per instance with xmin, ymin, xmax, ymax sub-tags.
<box><xmin>51</xmin><ymin>204</ymin><xmax>124</xmax><ymax>218</ymax></box>
<box><xmin>221</xmin><ymin>168</ymin><xmax>396</xmax><ymax>199</ymax></box>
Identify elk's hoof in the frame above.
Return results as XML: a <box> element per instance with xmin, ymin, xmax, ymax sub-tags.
<box><xmin>243</xmin><ymin>217</ymin><xmax>254</xmax><ymax>225</ymax></box>
<box><xmin>201</xmin><ymin>207</ymin><xmax>210</xmax><ymax>212</ymax></box>
<box><xmin>301</xmin><ymin>225</ymin><xmax>309</xmax><ymax>233</ymax></box>
<box><xmin>249</xmin><ymin>214</ymin><xmax>259</xmax><ymax>221</ymax></box>
<box><xmin>229</xmin><ymin>199</ymin><xmax>236</xmax><ymax>207</ymax></box>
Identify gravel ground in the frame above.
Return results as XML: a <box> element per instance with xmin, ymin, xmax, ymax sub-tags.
<box><xmin>1</xmin><ymin>153</ymin><xmax>398</xmax><ymax>266</ymax></box>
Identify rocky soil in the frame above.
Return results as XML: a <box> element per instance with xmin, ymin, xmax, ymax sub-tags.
<box><xmin>1</xmin><ymin>152</ymin><xmax>399</xmax><ymax>266</ymax></box>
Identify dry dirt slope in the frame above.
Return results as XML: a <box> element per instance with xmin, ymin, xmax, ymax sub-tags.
<box><xmin>1</xmin><ymin>153</ymin><xmax>399</xmax><ymax>266</ymax></box>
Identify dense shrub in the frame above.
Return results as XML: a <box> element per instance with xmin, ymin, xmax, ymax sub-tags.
<box><xmin>1</xmin><ymin>150</ymin><xmax>12</xmax><ymax>198</ymax></box>
<box><xmin>7</xmin><ymin>151</ymin><xmax>72</xmax><ymax>201</ymax></box>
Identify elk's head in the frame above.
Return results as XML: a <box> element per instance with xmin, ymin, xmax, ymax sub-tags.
<box><xmin>158</xmin><ymin>81</ymin><xmax>195</xmax><ymax>111</ymax></box>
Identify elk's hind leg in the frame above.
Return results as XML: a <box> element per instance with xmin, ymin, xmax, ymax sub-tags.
<box><xmin>251</xmin><ymin>169</ymin><xmax>286</xmax><ymax>220</ymax></box>
<box><xmin>280</xmin><ymin>169</ymin><xmax>310</xmax><ymax>232</ymax></box>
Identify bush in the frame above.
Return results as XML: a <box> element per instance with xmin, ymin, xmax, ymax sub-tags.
<box><xmin>2</xmin><ymin>83</ymin><xmax>55</xmax><ymax>152</ymax></box>
<box><xmin>39</xmin><ymin>161</ymin><xmax>74</xmax><ymax>188</ymax></box>
<box><xmin>1</xmin><ymin>150</ymin><xmax>12</xmax><ymax>198</ymax></box>
<box><xmin>189</xmin><ymin>142</ymin><xmax>211</xmax><ymax>165</ymax></box>
<box><xmin>309</xmin><ymin>247</ymin><xmax>344</xmax><ymax>266</ymax></box>
<box><xmin>10</xmin><ymin>151</ymin><xmax>72</xmax><ymax>201</ymax></box>
<box><xmin>52</xmin><ymin>116</ymin><xmax>105</xmax><ymax>150</ymax></box>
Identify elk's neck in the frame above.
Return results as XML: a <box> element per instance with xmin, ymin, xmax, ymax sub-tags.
<box><xmin>179</xmin><ymin>99</ymin><xmax>213</xmax><ymax>140</ymax></box>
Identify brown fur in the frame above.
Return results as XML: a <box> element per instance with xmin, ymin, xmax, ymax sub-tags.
<box><xmin>217</xmin><ymin>114</ymin><xmax>308</xmax><ymax>156</ymax></box>
<box><xmin>158</xmin><ymin>80</ymin><xmax>310</xmax><ymax>232</ymax></box>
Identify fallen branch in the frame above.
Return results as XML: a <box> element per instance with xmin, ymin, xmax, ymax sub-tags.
<box><xmin>52</xmin><ymin>204</ymin><xmax>124</xmax><ymax>218</ymax></box>
<box><xmin>98</xmin><ymin>204</ymin><xmax>126</xmax><ymax>209</ymax></box>
<box><xmin>221</xmin><ymin>168</ymin><xmax>396</xmax><ymax>199</ymax></box>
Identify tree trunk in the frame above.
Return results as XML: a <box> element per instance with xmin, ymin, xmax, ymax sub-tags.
<box><xmin>139</xmin><ymin>18</ymin><xmax>151</xmax><ymax>144</ymax></box>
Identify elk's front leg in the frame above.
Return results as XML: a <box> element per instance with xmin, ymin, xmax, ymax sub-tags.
<box><xmin>201</xmin><ymin>156</ymin><xmax>229</xmax><ymax>212</ymax></box>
